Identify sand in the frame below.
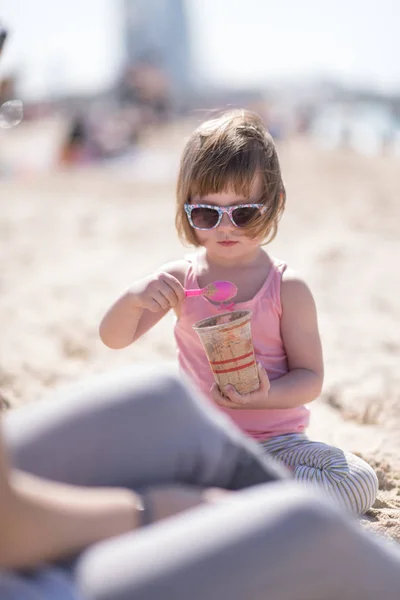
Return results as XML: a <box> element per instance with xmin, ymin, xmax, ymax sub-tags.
<box><xmin>1</xmin><ymin>119</ymin><xmax>399</xmax><ymax>540</ymax></box>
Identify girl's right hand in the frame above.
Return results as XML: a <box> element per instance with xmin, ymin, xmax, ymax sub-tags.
<box><xmin>129</xmin><ymin>272</ymin><xmax>185</xmax><ymax>312</ymax></box>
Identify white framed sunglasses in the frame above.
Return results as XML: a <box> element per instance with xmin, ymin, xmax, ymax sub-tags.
<box><xmin>184</xmin><ymin>203</ymin><xmax>267</xmax><ymax>230</ymax></box>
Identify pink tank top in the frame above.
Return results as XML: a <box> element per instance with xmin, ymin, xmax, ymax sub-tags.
<box><xmin>174</xmin><ymin>253</ymin><xmax>309</xmax><ymax>441</ymax></box>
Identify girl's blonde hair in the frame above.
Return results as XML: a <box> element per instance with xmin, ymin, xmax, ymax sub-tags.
<box><xmin>176</xmin><ymin>109</ymin><xmax>286</xmax><ymax>246</ymax></box>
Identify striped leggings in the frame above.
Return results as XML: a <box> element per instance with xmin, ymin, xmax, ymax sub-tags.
<box><xmin>260</xmin><ymin>433</ymin><xmax>379</xmax><ymax>515</ymax></box>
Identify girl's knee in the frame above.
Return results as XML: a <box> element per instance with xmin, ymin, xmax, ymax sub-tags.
<box><xmin>333</xmin><ymin>456</ymin><xmax>378</xmax><ymax>515</ymax></box>
<box><xmin>290</xmin><ymin>448</ymin><xmax>378</xmax><ymax>515</ymax></box>
<box><xmin>352</xmin><ymin>458</ymin><xmax>379</xmax><ymax>514</ymax></box>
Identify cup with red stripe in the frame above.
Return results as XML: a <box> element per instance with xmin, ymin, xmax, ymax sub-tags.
<box><xmin>193</xmin><ymin>310</ymin><xmax>260</xmax><ymax>395</ymax></box>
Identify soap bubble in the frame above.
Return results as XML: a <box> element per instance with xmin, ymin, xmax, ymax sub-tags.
<box><xmin>0</xmin><ymin>99</ymin><xmax>23</xmax><ymax>129</ymax></box>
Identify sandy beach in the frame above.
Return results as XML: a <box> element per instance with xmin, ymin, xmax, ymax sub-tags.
<box><xmin>1</xmin><ymin>119</ymin><xmax>399</xmax><ymax>540</ymax></box>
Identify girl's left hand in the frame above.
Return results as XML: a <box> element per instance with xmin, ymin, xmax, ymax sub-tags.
<box><xmin>210</xmin><ymin>364</ymin><xmax>271</xmax><ymax>410</ymax></box>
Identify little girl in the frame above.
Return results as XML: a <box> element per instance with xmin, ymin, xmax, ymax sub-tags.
<box><xmin>100</xmin><ymin>109</ymin><xmax>378</xmax><ymax>515</ymax></box>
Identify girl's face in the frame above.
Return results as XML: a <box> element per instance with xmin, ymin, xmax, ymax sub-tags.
<box><xmin>190</xmin><ymin>174</ymin><xmax>264</xmax><ymax>263</ymax></box>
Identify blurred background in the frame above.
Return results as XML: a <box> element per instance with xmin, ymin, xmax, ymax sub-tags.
<box><xmin>0</xmin><ymin>0</ymin><xmax>399</xmax><ymax>537</ymax></box>
<box><xmin>1</xmin><ymin>0</ymin><xmax>399</xmax><ymax>171</ymax></box>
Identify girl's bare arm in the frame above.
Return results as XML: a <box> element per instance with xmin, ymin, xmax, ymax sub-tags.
<box><xmin>99</xmin><ymin>260</ymin><xmax>188</xmax><ymax>349</ymax></box>
<box><xmin>267</xmin><ymin>269</ymin><xmax>324</xmax><ymax>408</ymax></box>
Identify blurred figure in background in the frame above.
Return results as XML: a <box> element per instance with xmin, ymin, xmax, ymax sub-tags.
<box><xmin>118</xmin><ymin>56</ymin><xmax>171</xmax><ymax>126</ymax></box>
<box><xmin>59</xmin><ymin>113</ymin><xmax>93</xmax><ymax>167</ymax></box>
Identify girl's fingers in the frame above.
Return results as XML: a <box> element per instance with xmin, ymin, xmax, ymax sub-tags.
<box><xmin>224</xmin><ymin>385</ymin><xmax>251</xmax><ymax>405</ymax></box>
<box><xmin>210</xmin><ymin>384</ymin><xmax>233</xmax><ymax>407</ymax></box>
<box><xmin>157</xmin><ymin>281</ymin><xmax>180</xmax><ymax>307</ymax></box>
<box><xmin>210</xmin><ymin>383</ymin><xmax>243</xmax><ymax>409</ymax></box>
<box><xmin>159</xmin><ymin>273</ymin><xmax>185</xmax><ymax>303</ymax></box>
<box><xmin>210</xmin><ymin>366</ymin><xmax>270</xmax><ymax>409</ymax></box>
<box><xmin>210</xmin><ymin>383</ymin><xmax>223</xmax><ymax>402</ymax></box>
<box><xmin>143</xmin><ymin>290</ymin><xmax>171</xmax><ymax>312</ymax></box>
<box><xmin>142</xmin><ymin>297</ymin><xmax>165</xmax><ymax>312</ymax></box>
<box><xmin>152</xmin><ymin>290</ymin><xmax>171</xmax><ymax>310</ymax></box>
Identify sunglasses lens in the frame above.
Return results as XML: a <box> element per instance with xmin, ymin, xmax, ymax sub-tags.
<box><xmin>190</xmin><ymin>207</ymin><xmax>219</xmax><ymax>229</ymax></box>
<box><xmin>232</xmin><ymin>206</ymin><xmax>261</xmax><ymax>227</ymax></box>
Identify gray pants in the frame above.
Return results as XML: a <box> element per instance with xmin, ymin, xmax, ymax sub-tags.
<box><xmin>2</xmin><ymin>366</ymin><xmax>400</xmax><ymax>599</ymax></box>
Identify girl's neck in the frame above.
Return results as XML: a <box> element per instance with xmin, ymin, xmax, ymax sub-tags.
<box><xmin>195</xmin><ymin>247</ymin><xmax>272</xmax><ymax>304</ymax></box>
<box><xmin>202</xmin><ymin>246</ymin><xmax>266</xmax><ymax>270</ymax></box>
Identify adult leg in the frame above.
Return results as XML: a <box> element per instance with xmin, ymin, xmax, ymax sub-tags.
<box><xmin>260</xmin><ymin>434</ymin><xmax>378</xmax><ymax>514</ymax></box>
<box><xmin>4</xmin><ymin>366</ymin><xmax>287</xmax><ymax>490</ymax></box>
<box><xmin>76</xmin><ymin>481</ymin><xmax>400</xmax><ymax>600</ymax></box>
